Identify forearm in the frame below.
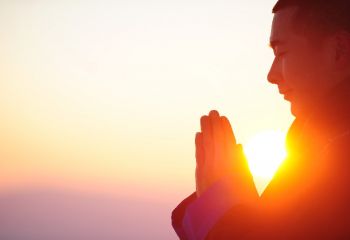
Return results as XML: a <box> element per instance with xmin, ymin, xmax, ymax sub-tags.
<box><xmin>172</xmin><ymin>173</ymin><xmax>258</xmax><ymax>240</ymax></box>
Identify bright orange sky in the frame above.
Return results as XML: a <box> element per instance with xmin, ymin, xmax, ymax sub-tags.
<box><xmin>0</xmin><ymin>1</ymin><xmax>293</xmax><ymax>239</ymax></box>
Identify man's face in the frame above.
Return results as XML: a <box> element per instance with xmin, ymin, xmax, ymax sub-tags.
<box><xmin>268</xmin><ymin>7</ymin><xmax>334</xmax><ymax>119</ymax></box>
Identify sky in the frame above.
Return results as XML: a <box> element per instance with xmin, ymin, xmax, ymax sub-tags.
<box><xmin>0</xmin><ymin>0</ymin><xmax>293</xmax><ymax>239</ymax></box>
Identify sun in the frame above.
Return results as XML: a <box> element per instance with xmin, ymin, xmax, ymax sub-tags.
<box><xmin>244</xmin><ymin>130</ymin><xmax>287</xmax><ymax>195</ymax></box>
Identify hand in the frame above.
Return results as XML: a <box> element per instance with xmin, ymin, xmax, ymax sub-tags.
<box><xmin>195</xmin><ymin>110</ymin><xmax>252</xmax><ymax>197</ymax></box>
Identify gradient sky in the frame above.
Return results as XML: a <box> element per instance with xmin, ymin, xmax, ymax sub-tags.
<box><xmin>0</xmin><ymin>0</ymin><xmax>294</xmax><ymax>239</ymax></box>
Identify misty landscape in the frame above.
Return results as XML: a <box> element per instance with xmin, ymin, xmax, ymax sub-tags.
<box><xmin>0</xmin><ymin>189</ymin><xmax>176</xmax><ymax>239</ymax></box>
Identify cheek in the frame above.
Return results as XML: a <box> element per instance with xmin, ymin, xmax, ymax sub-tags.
<box><xmin>281</xmin><ymin>56</ymin><xmax>305</xmax><ymax>85</ymax></box>
<box><xmin>282</xmin><ymin>53</ymin><xmax>317</xmax><ymax>91</ymax></box>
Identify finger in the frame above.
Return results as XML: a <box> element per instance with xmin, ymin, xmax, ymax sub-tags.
<box><xmin>195</xmin><ymin>132</ymin><xmax>205</xmax><ymax>166</ymax></box>
<box><xmin>209</xmin><ymin>109</ymin><xmax>220</xmax><ymax>118</ymax></box>
<box><xmin>200</xmin><ymin>115</ymin><xmax>212</xmax><ymax>137</ymax></box>
<box><xmin>201</xmin><ymin>117</ymin><xmax>214</xmax><ymax>164</ymax></box>
<box><xmin>210</xmin><ymin>111</ymin><xmax>225</xmax><ymax>162</ymax></box>
<box><xmin>234</xmin><ymin>144</ymin><xmax>251</xmax><ymax>173</ymax></box>
<box><xmin>221</xmin><ymin>116</ymin><xmax>237</xmax><ymax>146</ymax></box>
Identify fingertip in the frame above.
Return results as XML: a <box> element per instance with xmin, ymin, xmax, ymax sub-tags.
<box><xmin>221</xmin><ymin>116</ymin><xmax>231</xmax><ymax>128</ymax></box>
<box><xmin>200</xmin><ymin>115</ymin><xmax>207</xmax><ymax>122</ymax></box>
<box><xmin>200</xmin><ymin>115</ymin><xmax>209</xmax><ymax>131</ymax></box>
<box><xmin>221</xmin><ymin>116</ymin><xmax>229</xmax><ymax>123</ymax></box>
<box><xmin>209</xmin><ymin>110</ymin><xmax>220</xmax><ymax>117</ymax></box>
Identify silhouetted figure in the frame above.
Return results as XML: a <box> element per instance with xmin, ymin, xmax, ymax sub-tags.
<box><xmin>172</xmin><ymin>0</ymin><xmax>350</xmax><ymax>239</ymax></box>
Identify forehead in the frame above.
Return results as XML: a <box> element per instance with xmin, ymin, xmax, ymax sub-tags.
<box><xmin>270</xmin><ymin>7</ymin><xmax>298</xmax><ymax>45</ymax></box>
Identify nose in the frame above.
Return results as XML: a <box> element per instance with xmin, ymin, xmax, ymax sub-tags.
<box><xmin>267</xmin><ymin>58</ymin><xmax>282</xmax><ymax>84</ymax></box>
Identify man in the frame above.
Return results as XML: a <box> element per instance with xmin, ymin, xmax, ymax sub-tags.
<box><xmin>172</xmin><ymin>0</ymin><xmax>350</xmax><ymax>239</ymax></box>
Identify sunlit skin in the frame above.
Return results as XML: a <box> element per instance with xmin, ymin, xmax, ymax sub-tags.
<box><xmin>195</xmin><ymin>112</ymin><xmax>285</xmax><ymax>197</ymax></box>
<box><xmin>268</xmin><ymin>7</ymin><xmax>350</xmax><ymax>119</ymax></box>
<box><xmin>195</xmin><ymin>110</ymin><xmax>256</xmax><ymax>197</ymax></box>
<box><xmin>195</xmin><ymin>111</ymin><xmax>238</xmax><ymax>196</ymax></box>
<box><xmin>195</xmin><ymin>7</ymin><xmax>350</xmax><ymax>197</ymax></box>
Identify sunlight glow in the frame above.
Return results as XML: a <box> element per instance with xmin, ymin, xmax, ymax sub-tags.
<box><xmin>244</xmin><ymin>130</ymin><xmax>287</xmax><ymax>194</ymax></box>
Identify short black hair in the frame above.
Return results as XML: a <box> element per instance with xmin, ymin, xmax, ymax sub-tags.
<box><xmin>272</xmin><ymin>0</ymin><xmax>350</xmax><ymax>35</ymax></box>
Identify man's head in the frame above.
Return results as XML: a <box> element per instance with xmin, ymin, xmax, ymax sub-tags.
<box><xmin>268</xmin><ymin>0</ymin><xmax>350</xmax><ymax>119</ymax></box>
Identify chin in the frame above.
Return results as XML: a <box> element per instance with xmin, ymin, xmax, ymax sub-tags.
<box><xmin>290</xmin><ymin>103</ymin><xmax>299</xmax><ymax>118</ymax></box>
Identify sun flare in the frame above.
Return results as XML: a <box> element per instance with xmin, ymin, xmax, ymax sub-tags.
<box><xmin>244</xmin><ymin>130</ymin><xmax>287</xmax><ymax>195</ymax></box>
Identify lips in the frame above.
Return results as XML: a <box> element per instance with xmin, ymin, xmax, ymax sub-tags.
<box><xmin>279</xmin><ymin>89</ymin><xmax>293</xmax><ymax>100</ymax></box>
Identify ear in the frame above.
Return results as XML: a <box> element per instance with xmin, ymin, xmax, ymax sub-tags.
<box><xmin>334</xmin><ymin>31</ymin><xmax>350</xmax><ymax>70</ymax></box>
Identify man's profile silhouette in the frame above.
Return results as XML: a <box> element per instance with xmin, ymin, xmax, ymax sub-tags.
<box><xmin>172</xmin><ymin>0</ymin><xmax>350</xmax><ymax>239</ymax></box>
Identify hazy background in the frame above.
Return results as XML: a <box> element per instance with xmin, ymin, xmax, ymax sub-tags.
<box><xmin>0</xmin><ymin>0</ymin><xmax>293</xmax><ymax>239</ymax></box>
